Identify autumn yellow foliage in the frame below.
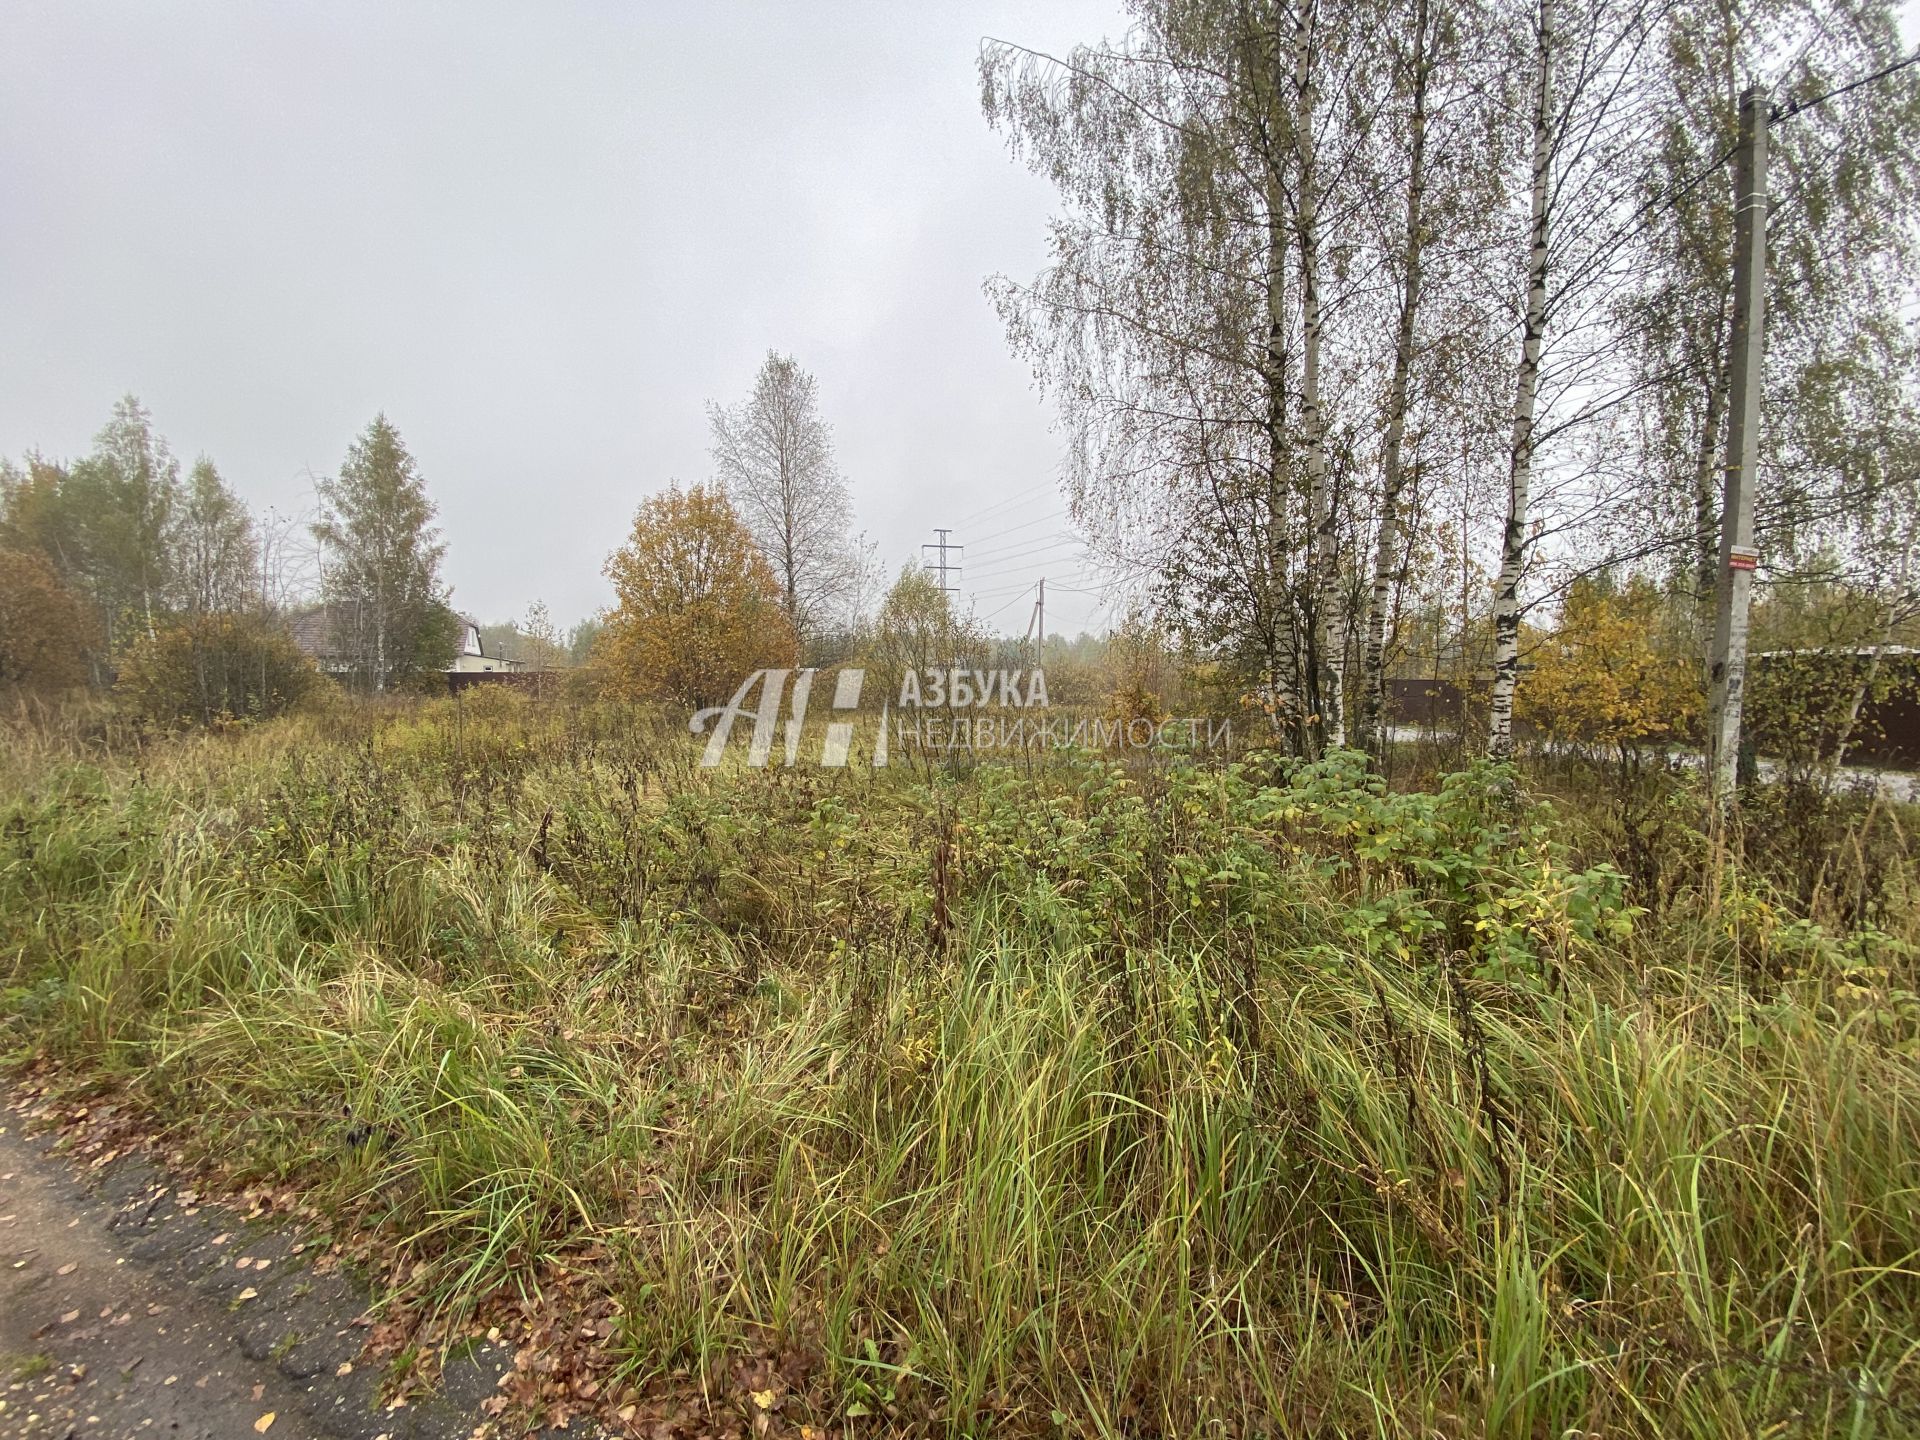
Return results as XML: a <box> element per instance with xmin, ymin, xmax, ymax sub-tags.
<box><xmin>1517</xmin><ymin>576</ymin><xmax>1701</xmax><ymax>747</ymax></box>
<box><xmin>598</xmin><ymin>484</ymin><xmax>796</xmax><ymax>708</ymax></box>
<box><xmin>1105</xmin><ymin>613</ymin><xmax>1170</xmax><ymax>731</ymax></box>
<box><xmin>0</xmin><ymin>548</ymin><xmax>93</xmax><ymax>691</ymax></box>
<box><xmin>116</xmin><ymin>611</ymin><xmax>317</xmax><ymax>727</ymax></box>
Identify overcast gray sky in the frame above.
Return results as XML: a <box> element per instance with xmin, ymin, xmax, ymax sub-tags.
<box><xmin>12</xmin><ymin>4</ymin><xmax>1916</xmax><ymax>641</ymax></box>
<box><xmin>0</xmin><ymin>1</ymin><xmax>1131</xmax><ymax>637</ymax></box>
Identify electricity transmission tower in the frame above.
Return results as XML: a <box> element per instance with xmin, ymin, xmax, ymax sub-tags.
<box><xmin>922</xmin><ymin>529</ymin><xmax>963</xmax><ymax>595</ymax></box>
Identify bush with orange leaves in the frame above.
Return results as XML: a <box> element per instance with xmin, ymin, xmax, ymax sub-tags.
<box><xmin>0</xmin><ymin>549</ymin><xmax>93</xmax><ymax>692</ymax></box>
<box><xmin>597</xmin><ymin>484</ymin><xmax>796</xmax><ymax>709</ymax></box>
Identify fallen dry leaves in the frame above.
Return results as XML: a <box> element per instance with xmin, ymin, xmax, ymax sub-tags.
<box><xmin>5</xmin><ymin>1061</ymin><xmax>890</xmax><ymax>1439</ymax></box>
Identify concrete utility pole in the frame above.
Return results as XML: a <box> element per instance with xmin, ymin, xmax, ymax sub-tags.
<box><xmin>1021</xmin><ymin>579</ymin><xmax>1046</xmax><ymax>664</ymax></box>
<box><xmin>1707</xmin><ymin>84</ymin><xmax>1768</xmax><ymax>812</ymax></box>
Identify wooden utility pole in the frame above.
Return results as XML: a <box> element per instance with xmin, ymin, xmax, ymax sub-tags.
<box><xmin>1707</xmin><ymin>85</ymin><xmax>1768</xmax><ymax>811</ymax></box>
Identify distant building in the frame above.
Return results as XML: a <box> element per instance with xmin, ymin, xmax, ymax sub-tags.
<box><xmin>448</xmin><ymin>615</ymin><xmax>524</xmax><ymax>674</ymax></box>
<box><xmin>289</xmin><ymin>605</ymin><xmax>518</xmax><ymax>678</ymax></box>
<box><xmin>287</xmin><ymin>603</ymin><xmax>358</xmax><ymax>678</ymax></box>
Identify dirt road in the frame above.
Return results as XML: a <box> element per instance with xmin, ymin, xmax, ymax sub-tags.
<box><xmin>0</xmin><ymin>1112</ymin><xmax>531</xmax><ymax>1440</ymax></box>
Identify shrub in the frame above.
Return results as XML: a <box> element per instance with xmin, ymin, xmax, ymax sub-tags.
<box><xmin>116</xmin><ymin>611</ymin><xmax>318</xmax><ymax>727</ymax></box>
<box><xmin>1517</xmin><ymin>575</ymin><xmax>1701</xmax><ymax>750</ymax></box>
<box><xmin>0</xmin><ymin>549</ymin><xmax>93</xmax><ymax>691</ymax></box>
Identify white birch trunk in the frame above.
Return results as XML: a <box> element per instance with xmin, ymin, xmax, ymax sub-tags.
<box><xmin>1489</xmin><ymin>0</ymin><xmax>1554</xmax><ymax>762</ymax></box>
<box><xmin>374</xmin><ymin>576</ymin><xmax>389</xmax><ymax>695</ymax></box>
<box><xmin>1263</xmin><ymin>25</ymin><xmax>1293</xmax><ymax>738</ymax></box>
<box><xmin>1361</xmin><ymin>0</ymin><xmax>1433</xmax><ymax>760</ymax></box>
<box><xmin>1294</xmin><ymin>6</ymin><xmax>1339</xmax><ymax>749</ymax></box>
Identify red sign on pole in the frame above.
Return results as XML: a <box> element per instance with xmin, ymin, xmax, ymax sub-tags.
<box><xmin>1728</xmin><ymin>546</ymin><xmax>1759</xmax><ymax>571</ymax></box>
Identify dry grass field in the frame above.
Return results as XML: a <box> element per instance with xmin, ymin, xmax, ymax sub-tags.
<box><xmin>4</xmin><ymin>692</ymin><xmax>1919</xmax><ymax>1436</ymax></box>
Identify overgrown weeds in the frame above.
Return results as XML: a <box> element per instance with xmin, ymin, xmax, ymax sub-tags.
<box><xmin>2</xmin><ymin>698</ymin><xmax>1917</xmax><ymax>1436</ymax></box>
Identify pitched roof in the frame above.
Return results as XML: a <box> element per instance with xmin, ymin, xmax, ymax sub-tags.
<box><xmin>290</xmin><ymin>604</ymin><xmax>485</xmax><ymax>662</ymax></box>
<box><xmin>288</xmin><ymin>603</ymin><xmax>354</xmax><ymax>658</ymax></box>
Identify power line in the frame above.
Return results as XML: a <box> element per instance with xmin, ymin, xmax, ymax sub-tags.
<box><xmin>966</xmin><ymin>550</ymin><xmax>1084</xmax><ymax>581</ymax></box>
<box><xmin>965</xmin><ymin>557</ymin><xmax>1090</xmax><ymax>586</ymax></box>
<box><xmin>966</xmin><ymin>508</ymin><xmax>1067</xmax><ymax>550</ymax></box>
<box><xmin>965</xmin><ymin>541</ymin><xmax>1093</xmax><ymax>575</ymax></box>
<box><xmin>1771</xmin><ymin>47</ymin><xmax>1920</xmax><ymax>124</ymax></box>
<box><xmin>963</xmin><ymin>533</ymin><xmax>1085</xmax><ymax>569</ymax></box>
<box><xmin>967</xmin><ymin>582</ymin><xmax>1039</xmax><ymax>597</ymax></box>
<box><xmin>949</xmin><ymin>479</ymin><xmax>1059</xmax><ymax>531</ymax></box>
<box><xmin>976</xmin><ymin>584</ymin><xmax>1036</xmax><ymax>622</ymax></box>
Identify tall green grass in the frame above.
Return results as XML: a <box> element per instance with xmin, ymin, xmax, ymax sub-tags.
<box><xmin>2</xmin><ymin>694</ymin><xmax>1917</xmax><ymax>1435</ymax></box>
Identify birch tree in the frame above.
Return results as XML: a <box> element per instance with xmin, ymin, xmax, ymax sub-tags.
<box><xmin>1486</xmin><ymin>0</ymin><xmax>1666</xmax><ymax>759</ymax></box>
<box><xmin>171</xmin><ymin>459</ymin><xmax>258</xmax><ymax>616</ymax></box>
<box><xmin>1292</xmin><ymin>2</ymin><xmax>1342</xmax><ymax>743</ymax></box>
<box><xmin>983</xmin><ymin>0</ymin><xmax>1910</xmax><ymax>768</ymax></box>
<box><xmin>61</xmin><ymin>396</ymin><xmax>181</xmax><ymax>650</ymax></box>
<box><xmin>708</xmin><ymin>352</ymin><xmax>861</xmax><ymax>647</ymax></box>
<box><xmin>984</xmin><ymin>0</ymin><xmax>1389</xmax><ymax>754</ymax></box>
<box><xmin>1487</xmin><ymin>0</ymin><xmax>1556</xmax><ymax>761</ymax></box>
<box><xmin>1356</xmin><ymin>0</ymin><xmax>1438</xmax><ymax>757</ymax></box>
<box><xmin>311</xmin><ymin>416</ymin><xmax>449</xmax><ymax>694</ymax></box>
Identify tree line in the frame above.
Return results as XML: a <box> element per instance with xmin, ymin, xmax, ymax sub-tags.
<box><xmin>0</xmin><ymin>352</ymin><xmax>932</xmax><ymax>720</ymax></box>
<box><xmin>597</xmin><ymin>349</ymin><xmax>973</xmax><ymax>708</ymax></box>
<box><xmin>0</xmin><ymin>399</ymin><xmax>457</xmax><ymax>721</ymax></box>
<box><xmin>979</xmin><ymin>0</ymin><xmax>1920</xmax><ymax>761</ymax></box>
